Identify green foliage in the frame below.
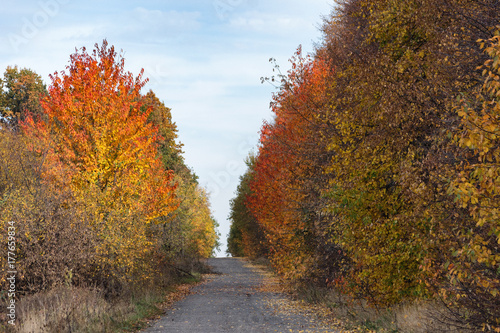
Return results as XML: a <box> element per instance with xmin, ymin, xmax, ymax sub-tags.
<box><xmin>227</xmin><ymin>154</ymin><xmax>268</xmax><ymax>258</ymax></box>
<box><xmin>0</xmin><ymin>66</ymin><xmax>47</xmax><ymax>125</ymax></box>
<box><xmin>141</xmin><ymin>90</ymin><xmax>185</xmax><ymax>173</ymax></box>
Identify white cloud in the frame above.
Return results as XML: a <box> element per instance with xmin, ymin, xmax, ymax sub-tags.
<box><xmin>229</xmin><ymin>11</ymin><xmax>303</xmax><ymax>33</ymax></box>
<box><xmin>44</xmin><ymin>24</ymin><xmax>105</xmax><ymax>42</ymax></box>
<box><xmin>132</xmin><ymin>7</ymin><xmax>202</xmax><ymax>31</ymax></box>
<box><xmin>112</xmin><ymin>7</ymin><xmax>202</xmax><ymax>43</ymax></box>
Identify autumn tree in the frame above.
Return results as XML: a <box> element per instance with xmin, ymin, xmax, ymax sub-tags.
<box><xmin>141</xmin><ymin>90</ymin><xmax>187</xmax><ymax>174</ymax></box>
<box><xmin>0</xmin><ymin>66</ymin><xmax>98</xmax><ymax>293</ymax></box>
<box><xmin>22</xmin><ymin>40</ymin><xmax>178</xmax><ymax>286</ymax></box>
<box><xmin>171</xmin><ymin>175</ymin><xmax>219</xmax><ymax>259</ymax></box>
<box><xmin>246</xmin><ymin>49</ymin><xmax>335</xmax><ymax>282</ymax></box>
<box><xmin>0</xmin><ymin>109</ymin><xmax>99</xmax><ymax>293</ymax></box>
<box><xmin>141</xmin><ymin>90</ymin><xmax>219</xmax><ymax>264</ymax></box>
<box><xmin>235</xmin><ymin>0</ymin><xmax>500</xmax><ymax>329</ymax></box>
<box><xmin>1</xmin><ymin>41</ymin><xmax>218</xmax><ymax>300</ymax></box>
<box><xmin>313</xmin><ymin>0</ymin><xmax>500</xmax><ymax>308</ymax></box>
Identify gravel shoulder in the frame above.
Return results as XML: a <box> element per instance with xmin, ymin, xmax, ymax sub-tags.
<box><xmin>142</xmin><ymin>257</ymin><xmax>339</xmax><ymax>333</ymax></box>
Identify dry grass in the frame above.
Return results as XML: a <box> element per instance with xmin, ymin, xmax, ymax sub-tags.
<box><xmin>393</xmin><ymin>301</ymin><xmax>478</xmax><ymax>333</ymax></box>
<box><xmin>247</xmin><ymin>258</ymin><xmax>473</xmax><ymax>333</ymax></box>
<box><xmin>0</xmin><ymin>271</ymin><xmax>204</xmax><ymax>333</ymax></box>
<box><xmin>0</xmin><ymin>285</ymin><xmax>164</xmax><ymax>333</ymax></box>
<box><xmin>2</xmin><ymin>287</ymin><xmax>109</xmax><ymax>333</ymax></box>
<box><xmin>17</xmin><ymin>287</ymin><xmax>110</xmax><ymax>333</ymax></box>
<box><xmin>292</xmin><ymin>284</ymin><xmax>477</xmax><ymax>333</ymax></box>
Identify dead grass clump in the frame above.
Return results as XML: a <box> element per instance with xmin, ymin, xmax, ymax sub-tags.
<box><xmin>292</xmin><ymin>283</ymin><xmax>476</xmax><ymax>333</ymax></box>
<box><xmin>0</xmin><ymin>284</ymin><xmax>171</xmax><ymax>333</ymax></box>
<box><xmin>4</xmin><ymin>286</ymin><xmax>110</xmax><ymax>333</ymax></box>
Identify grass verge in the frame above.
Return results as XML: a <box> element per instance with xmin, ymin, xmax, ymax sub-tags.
<box><xmin>0</xmin><ymin>270</ymin><xmax>205</xmax><ymax>333</ymax></box>
<box><xmin>291</xmin><ymin>283</ymin><xmax>476</xmax><ymax>332</ymax></box>
<box><xmin>248</xmin><ymin>258</ymin><xmax>470</xmax><ymax>333</ymax></box>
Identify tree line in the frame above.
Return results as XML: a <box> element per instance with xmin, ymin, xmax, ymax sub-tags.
<box><xmin>228</xmin><ymin>0</ymin><xmax>500</xmax><ymax>330</ymax></box>
<box><xmin>0</xmin><ymin>41</ymin><xmax>219</xmax><ymax>299</ymax></box>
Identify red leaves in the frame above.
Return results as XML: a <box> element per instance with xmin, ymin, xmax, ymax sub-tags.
<box><xmin>246</xmin><ymin>49</ymin><xmax>331</xmax><ymax>278</ymax></box>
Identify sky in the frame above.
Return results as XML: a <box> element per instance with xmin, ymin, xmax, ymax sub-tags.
<box><xmin>0</xmin><ymin>0</ymin><xmax>333</xmax><ymax>256</ymax></box>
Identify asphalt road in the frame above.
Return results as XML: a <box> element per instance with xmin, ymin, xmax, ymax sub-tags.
<box><xmin>142</xmin><ymin>257</ymin><xmax>336</xmax><ymax>333</ymax></box>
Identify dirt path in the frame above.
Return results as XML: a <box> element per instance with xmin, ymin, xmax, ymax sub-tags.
<box><xmin>142</xmin><ymin>257</ymin><xmax>339</xmax><ymax>333</ymax></box>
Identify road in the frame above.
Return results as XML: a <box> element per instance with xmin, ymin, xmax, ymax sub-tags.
<box><xmin>142</xmin><ymin>257</ymin><xmax>338</xmax><ymax>333</ymax></box>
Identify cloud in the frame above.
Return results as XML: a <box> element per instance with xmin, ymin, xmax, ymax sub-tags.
<box><xmin>117</xmin><ymin>7</ymin><xmax>202</xmax><ymax>41</ymax></box>
<box><xmin>229</xmin><ymin>11</ymin><xmax>302</xmax><ymax>34</ymax></box>
<box><xmin>132</xmin><ymin>7</ymin><xmax>202</xmax><ymax>30</ymax></box>
<box><xmin>24</xmin><ymin>7</ymin><xmax>204</xmax><ymax>47</ymax></box>
<box><xmin>44</xmin><ymin>24</ymin><xmax>105</xmax><ymax>42</ymax></box>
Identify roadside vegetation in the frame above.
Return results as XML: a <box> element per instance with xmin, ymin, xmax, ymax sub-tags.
<box><xmin>228</xmin><ymin>0</ymin><xmax>500</xmax><ymax>331</ymax></box>
<box><xmin>0</xmin><ymin>41</ymin><xmax>219</xmax><ymax>332</ymax></box>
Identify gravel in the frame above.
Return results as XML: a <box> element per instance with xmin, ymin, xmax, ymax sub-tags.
<box><xmin>142</xmin><ymin>257</ymin><xmax>337</xmax><ymax>333</ymax></box>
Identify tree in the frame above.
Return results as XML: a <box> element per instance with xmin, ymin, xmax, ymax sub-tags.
<box><xmin>141</xmin><ymin>90</ymin><xmax>218</xmax><ymax>261</ymax></box>
<box><xmin>227</xmin><ymin>154</ymin><xmax>268</xmax><ymax>258</ymax></box>
<box><xmin>235</xmin><ymin>0</ymin><xmax>500</xmax><ymax>328</ymax></box>
<box><xmin>1</xmin><ymin>42</ymin><xmax>219</xmax><ymax>298</ymax></box>
<box><xmin>22</xmin><ymin>40</ymin><xmax>178</xmax><ymax>283</ymax></box>
<box><xmin>317</xmin><ymin>0</ymin><xmax>500</xmax><ymax>307</ymax></box>
<box><xmin>0</xmin><ymin>66</ymin><xmax>46</xmax><ymax>126</ymax></box>
<box><xmin>248</xmin><ymin>49</ymin><xmax>333</xmax><ymax>281</ymax></box>
<box><xmin>141</xmin><ymin>90</ymin><xmax>186</xmax><ymax>173</ymax></box>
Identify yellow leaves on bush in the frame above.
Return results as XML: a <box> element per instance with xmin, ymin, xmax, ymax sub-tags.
<box><xmin>454</xmin><ymin>28</ymin><xmax>500</xmax><ymax>240</ymax></box>
<box><xmin>444</xmin><ymin>28</ymin><xmax>500</xmax><ymax>329</ymax></box>
<box><xmin>177</xmin><ymin>176</ymin><xmax>219</xmax><ymax>258</ymax></box>
<box><xmin>0</xmin><ymin>129</ymin><xmax>100</xmax><ymax>292</ymax></box>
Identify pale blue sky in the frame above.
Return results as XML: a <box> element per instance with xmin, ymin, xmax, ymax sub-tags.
<box><xmin>1</xmin><ymin>0</ymin><xmax>333</xmax><ymax>256</ymax></box>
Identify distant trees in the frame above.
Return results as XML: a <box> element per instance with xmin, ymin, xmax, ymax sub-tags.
<box><xmin>227</xmin><ymin>154</ymin><xmax>267</xmax><ymax>258</ymax></box>
<box><xmin>228</xmin><ymin>0</ymin><xmax>500</xmax><ymax>330</ymax></box>
<box><xmin>142</xmin><ymin>89</ymin><xmax>219</xmax><ymax>263</ymax></box>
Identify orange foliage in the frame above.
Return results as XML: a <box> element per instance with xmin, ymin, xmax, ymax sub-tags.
<box><xmin>22</xmin><ymin>40</ymin><xmax>177</xmax><ymax>279</ymax></box>
<box><xmin>248</xmin><ymin>49</ymin><xmax>331</xmax><ymax>280</ymax></box>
